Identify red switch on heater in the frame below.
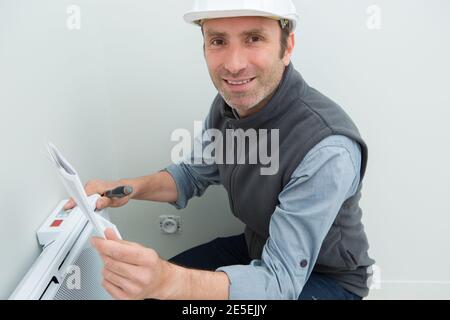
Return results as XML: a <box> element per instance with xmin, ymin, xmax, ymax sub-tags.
<box><xmin>50</xmin><ymin>219</ymin><xmax>63</xmax><ymax>227</ymax></box>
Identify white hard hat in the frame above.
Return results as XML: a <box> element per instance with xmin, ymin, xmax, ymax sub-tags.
<box><xmin>184</xmin><ymin>0</ymin><xmax>299</xmax><ymax>32</ymax></box>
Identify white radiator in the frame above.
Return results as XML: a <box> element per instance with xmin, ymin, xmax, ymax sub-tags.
<box><xmin>10</xmin><ymin>197</ymin><xmax>113</xmax><ymax>300</ymax></box>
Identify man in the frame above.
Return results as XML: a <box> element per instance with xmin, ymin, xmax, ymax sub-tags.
<box><xmin>65</xmin><ymin>0</ymin><xmax>374</xmax><ymax>300</ymax></box>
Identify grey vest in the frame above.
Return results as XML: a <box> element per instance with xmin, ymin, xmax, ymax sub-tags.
<box><xmin>207</xmin><ymin>63</ymin><xmax>375</xmax><ymax>297</ymax></box>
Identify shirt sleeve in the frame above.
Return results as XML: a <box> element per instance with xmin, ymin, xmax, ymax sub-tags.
<box><xmin>216</xmin><ymin>135</ymin><xmax>362</xmax><ymax>299</ymax></box>
<box><xmin>163</xmin><ymin>114</ymin><xmax>221</xmax><ymax>209</ymax></box>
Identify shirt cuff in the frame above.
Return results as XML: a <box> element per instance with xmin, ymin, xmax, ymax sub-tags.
<box><xmin>162</xmin><ymin>164</ymin><xmax>189</xmax><ymax>209</ymax></box>
<box><xmin>217</xmin><ymin>257</ymin><xmax>310</xmax><ymax>299</ymax></box>
<box><xmin>216</xmin><ymin>264</ymin><xmax>261</xmax><ymax>300</ymax></box>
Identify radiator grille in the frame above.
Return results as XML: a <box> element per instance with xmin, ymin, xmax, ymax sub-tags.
<box><xmin>54</xmin><ymin>242</ymin><xmax>112</xmax><ymax>300</ymax></box>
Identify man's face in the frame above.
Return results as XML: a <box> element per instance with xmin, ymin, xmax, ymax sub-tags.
<box><xmin>202</xmin><ymin>17</ymin><xmax>293</xmax><ymax>117</ymax></box>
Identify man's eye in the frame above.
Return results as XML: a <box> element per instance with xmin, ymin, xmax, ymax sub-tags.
<box><xmin>248</xmin><ymin>36</ymin><xmax>262</xmax><ymax>43</ymax></box>
<box><xmin>211</xmin><ymin>39</ymin><xmax>225</xmax><ymax>46</ymax></box>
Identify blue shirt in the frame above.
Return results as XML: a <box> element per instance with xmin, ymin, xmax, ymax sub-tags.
<box><xmin>164</xmin><ymin>119</ymin><xmax>361</xmax><ymax>299</ymax></box>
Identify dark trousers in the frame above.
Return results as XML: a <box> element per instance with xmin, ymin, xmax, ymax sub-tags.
<box><xmin>169</xmin><ymin>234</ymin><xmax>362</xmax><ymax>300</ymax></box>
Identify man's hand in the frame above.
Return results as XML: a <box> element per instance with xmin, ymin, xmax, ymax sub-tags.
<box><xmin>91</xmin><ymin>229</ymin><xmax>231</xmax><ymax>300</ymax></box>
<box><xmin>91</xmin><ymin>228</ymin><xmax>175</xmax><ymax>300</ymax></box>
<box><xmin>64</xmin><ymin>180</ymin><xmax>133</xmax><ymax>211</ymax></box>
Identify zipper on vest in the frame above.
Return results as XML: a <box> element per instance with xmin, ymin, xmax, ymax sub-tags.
<box><xmin>226</xmin><ymin>120</ymin><xmax>240</xmax><ymax>216</ymax></box>
<box><xmin>229</xmin><ymin>164</ymin><xmax>239</xmax><ymax>215</ymax></box>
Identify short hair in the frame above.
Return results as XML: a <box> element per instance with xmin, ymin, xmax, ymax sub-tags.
<box><xmin>279</xmin><ymin>21</ymin><xmax>292</xmax><ymax>59</ymax></box>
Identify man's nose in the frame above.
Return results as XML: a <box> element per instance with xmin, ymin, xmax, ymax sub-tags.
<box><xmin>223</xmin><ymin>45</ymin><xmax>248</xmax><ymax>75</ymax></box>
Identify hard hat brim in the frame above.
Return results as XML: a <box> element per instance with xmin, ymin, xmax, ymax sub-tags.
<box><xmin>183</xmin><ymin>9</ymin><xmax>298</xmax><ymax>31</ymax></box>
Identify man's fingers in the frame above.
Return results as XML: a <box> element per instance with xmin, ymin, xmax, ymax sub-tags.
<box><xmin>96</xmin><ymin>197</ymin><xmax>112</xmax><ymax>210</ymax></box>
<box><xmin>102</xmin><ymin>279</ymin><xmax>130</xmax><ymax>300</ymax></box>
<box><xmin>84</xmin><ymin>180</ymin><xmax>105</xmax><ymax>196</ymax></box>
<box><xmin>102</xmin><ymin>256</ymin><xmax>141</xmax><ymax>280</ymax></box>
<box><xmin>65</xmin><ymin>180</ymin><xmax>129</xmax><ymax>211</ymax></box>
<box><xmin>64</xmin><ymin>195</ymin><xmax>111</xmax><ymax>211</ymax></box>
<box><xmin>104</xmin><ymin>228</ymin><xmax>120</xmax><ymax>241</ymax></box>
<box><xmin>93</xmin><ymin>239</ymin><xmax>151</xmax><ymax>265</ymax></box>
<box><xmin>102</xmin><ymin>268</ymin><xmax>140</xmax><ymax>298</ymax></box>
<box><xmin>120</xmin><ymin>241</ymin><xmax>143</xmax><ymax>248</ymax></box>
<box><xmin>63</xmin><ymin>198</ymin><xmax>75</xmax><ymax>210</ymax></box>
<box><xmin>101</xmin><ymin>229</ymin><xmax>142</xmax><ymax>248</ymax></box>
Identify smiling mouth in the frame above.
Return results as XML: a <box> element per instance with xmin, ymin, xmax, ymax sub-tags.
<box><xmin>223</xmin><ymin>77</ymin><xmax>256</xmax><ymax>86</ymax></box>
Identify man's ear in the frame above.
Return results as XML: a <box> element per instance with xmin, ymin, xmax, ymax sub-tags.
<box><xmin>283</xmin><ymin>32</ymin><xmax>295</xmax><ymax>66</ymax></box>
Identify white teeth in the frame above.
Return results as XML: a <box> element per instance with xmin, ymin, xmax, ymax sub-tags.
<box><xmin>226</xmin><ymin>78</ymin><xmax>252</xmax><ymax>85</ymax></box>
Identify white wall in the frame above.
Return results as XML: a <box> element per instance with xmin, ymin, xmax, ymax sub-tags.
<box><xmin>294</xmin><ymin>0</ymin><xmax>450</xmax><ymax>299</ymax></box>
<box><xmin>1</xmin><ymin>0</ymin><xmax>449</xmax><ymax>299</ymax></box>
<box><xmin>0</xmin><ymin>0</ymin><xmax>118</xmax><ymax>298</ymax></box>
